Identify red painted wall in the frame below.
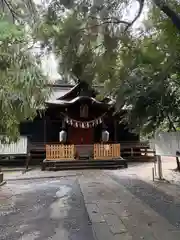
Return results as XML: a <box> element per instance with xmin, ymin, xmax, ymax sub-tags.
<box><xmin>68</xmin><ymin>127</ymin><xmax>94</xmax><ymax>144</ymax></box>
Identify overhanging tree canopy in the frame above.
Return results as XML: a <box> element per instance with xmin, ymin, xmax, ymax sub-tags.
<box><xmin>34</xmin><ymin>0</ymin><xmax>180</xmax><ymax>136</ymax></box>
<box><xmin>2</xmin><ymin>0</ymin><xmax>180</xmax><ymax>140</ymax></box>
<box><xmin>0</xmin><ymin>1</ymin><xmax>49</xmax><ymax>141</ymax></box>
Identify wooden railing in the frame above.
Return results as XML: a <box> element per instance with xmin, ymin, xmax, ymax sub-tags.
<box><xmin>120</xmin><ymin>141</ymin><xmax>149</xmax><ymax>148</ymax></box>
<box><xmin>94</xmin><ymin>144</ymin><xmax>120</xmax><ymax>160</ymax></box>
<box><xmin>45</xmin><ymin>144</ymin><xmax>121</xmax><ymax>161</ymax></box>
<box><xmin>46</xmin><ymin>144</ymin><xmax>75</xmax><ymax>160</ymax></box>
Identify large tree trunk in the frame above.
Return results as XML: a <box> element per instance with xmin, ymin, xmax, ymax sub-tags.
<box><xmin>153</xmin><ymin>0</ymin><xmax>180</xmax><ymax>31</ymax></box>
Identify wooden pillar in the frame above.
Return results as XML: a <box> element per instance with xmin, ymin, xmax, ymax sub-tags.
<box><xmin>114</xmin><ymin>120</ymin><xmax>117</xmax><ymax>143</ymax></box>
<box><xmin>44</xmin><ymin>117</ymin><xmax>46</xmax><ymax>144</ymax></box>
<box><xmin>157</xmin><ymin>155</ymin><xmax>163</xmax><ymax>180</ymax></box>
<box><xmin>131</xmin><ymin>147</ymin><xmax>133</xmax><ymax>157</ymax></box>
<box><xmin>25</xmin><ymin>138</ymin><xmax>31</xmax><ymax>171</ymax></box>
<box><xmin>102</xmin><ymin>121</ymin><xmax>106</xmax><ymax>130</ymax></box>
<box><xmin>62</xmin><ymin>119</ymin><xmax>66</xmax><ymax>129</ymax></box>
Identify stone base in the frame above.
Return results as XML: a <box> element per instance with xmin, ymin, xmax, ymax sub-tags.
<box><xmin>0</xmin><ymin>181</ymin><xmax>6</xmax><ymax>186</ymax></box>
<box><xmin>0</xmin><ymin>172</ymin><xmax>4</xmax><ymax>183</ymax></box>
<box><xmin>0</xmin><ymin>172</ymin><xmax>6</xmax><ymax>186</ymax></box>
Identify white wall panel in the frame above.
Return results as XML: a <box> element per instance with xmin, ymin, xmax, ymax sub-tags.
<box><xmin>152</xmin><ymin>132</ymin><xmax>180</xmax><ymax>157</ymax></box>
<box><xmin>0</xmin><ymin>136</ymin><xmax>27</xmax><ymax>155</ymax></box>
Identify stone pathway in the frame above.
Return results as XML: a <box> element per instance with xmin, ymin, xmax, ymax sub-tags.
<box><xmin>1</xmin><ymin>169</ymin><xmax>180</xmax><ymax>239</ymax></box>
<box><xmin>79</xmin><ymin>171</ymin><xmax>180</xmax><ymax>240</ymax></box>
<box><xmin>0</xmin><ymin>177</ymin><xmax>94</xmax><ymax>240</ymax></box>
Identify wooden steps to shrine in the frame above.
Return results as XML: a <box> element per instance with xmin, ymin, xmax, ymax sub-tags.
<box><xmin>30</xmin><ymin>150</ymin><xmax>45</xmax><ymax>164</ymax></box>
<box><xmin>42</xmin><ymin>158</ymin><xmax>128</xmax><ymax>171</ymax></box>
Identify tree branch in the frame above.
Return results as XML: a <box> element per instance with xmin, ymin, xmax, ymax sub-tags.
<box><xmin>124</xmin><ymin>0</ymin><xmax>145</xmax><ymax>30</ymax></box>
<box><xmin>2</xmin><ymin>0</ymin><xmax>17</xmax><ymax>22</ymax></box>
<box><xmin>1</xmin><ymin>0</ymin><xmax>37</xmax><ymax>23</ymax></box>
<box><xmin>89</xmin><ymin>0</ymin><xmax>145</xmax><ymax>32</ymax></box>
<box><xmin>153</xmin><ymin>0</ymin><xmax>180</xmax><ymax>32</ymax></box>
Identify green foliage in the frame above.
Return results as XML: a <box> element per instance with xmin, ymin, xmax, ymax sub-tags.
<box><xmin>109</xmin><ymin>1</ymin><xmax>180</xmax><ymax>136</ymax></box>
<box><xmin>34</xmin><ymin>0</ymin><xmax>134</xmax><ymax>84</ymax></box>
<box><xmin>0</xmin><ymin>15</ymin><xmax>49</xmax><ymax>141</ymax></box>
<box><xmin>34</xmin><ymin>0</ymin><xmax>180</xmax><ymax>138</ymax></box>
<box><xmin>0</xmin><ymin>20</ymin><xmax>23</xmax><ymax>41</ymax></box>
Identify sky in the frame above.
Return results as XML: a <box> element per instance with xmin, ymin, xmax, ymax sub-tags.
<box><xmin>33</xmin><ymin>0</ymin><xmax>59</xmax><ymax>81</ymax></box>
<box><xmin>33</xmin><ymin>0</ymin><xmax>148</xmax><ymax>82</ymax></box>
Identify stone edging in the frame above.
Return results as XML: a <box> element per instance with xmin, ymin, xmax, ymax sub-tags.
<box><xmin>0</xmin><ymin>172</ymin><xmax>6</xmax><ymax>186</ymax></box>
<box><xmin>0</xmin><ymin>181</ymin><xmax>6</xmax><ymax>186</ymax></box>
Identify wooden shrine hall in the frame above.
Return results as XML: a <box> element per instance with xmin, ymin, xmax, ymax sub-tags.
<box><xmin>19</xmin><ymin>81</ymin><xmax>153</xmax><ymax>170</ymax></box>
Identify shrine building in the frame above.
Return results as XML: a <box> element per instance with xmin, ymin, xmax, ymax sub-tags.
<box><xmin>19</xmin><ymin>81</ymin><xmax>152</xmax><ymax>169</ymax></box>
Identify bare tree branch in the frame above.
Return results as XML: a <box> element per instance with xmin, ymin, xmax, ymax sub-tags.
<box><xmin>89</xmin><ymin>0</ymin><xmax>145</xmax><ymax>31</ymax></box>
<box><xmin>124</xmin><ymin>0</ymin><xmax>145</xmax><ymax>30</ymax></box>
<box><xmin>0</xmin><ymin>0</ymin><xmax>37</xmax><ymax>23</ymax></box>
<box><xmin>2</xmin><ymin>0</ymin><xmax>17</xmax><ymax>22</ymax></box>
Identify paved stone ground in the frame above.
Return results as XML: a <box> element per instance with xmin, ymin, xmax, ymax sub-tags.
<box><xmin>1</xmin><ymin>167</ymin><xmax>180</xmax><ymax>239</ymax></box>
<box><xmin>0</xmin><ymin>177</ymin><xmax>94</xmax><ymax>240</ymax></box>
<box><xmin>111</xmin><ymin>157</ymin><xmax>180</xmax><ymax>200</ymax></box>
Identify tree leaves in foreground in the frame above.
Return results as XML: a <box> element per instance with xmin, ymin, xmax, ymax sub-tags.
<box><xmin>35</xmin><ymin>0</ymin><xmax>140</xmax><ymax>85</ymax></box>
<box><xmin>109</xmin><ymin>2</ymin><xmax>180</xmax><ymax>138</ymax></box>
<box><xmin>0</xmin><ymin>0</ymin><xmax>37</xmax><ymax>24</ymax></box>
<box><xmin>0</xmin><ymin>16</ymin><xmax>49</xmax><ymax>142</ymax></box>
<box><xmin>35</xmin><ymin>0</ymin><xmax>180</xmax><ymax>139</ymax></box>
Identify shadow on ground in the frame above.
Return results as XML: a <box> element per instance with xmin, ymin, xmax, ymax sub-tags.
<box><xmin>108</xmin><ymin>173</ymin><xmax>180</xmax><ymax>228</ymax></box>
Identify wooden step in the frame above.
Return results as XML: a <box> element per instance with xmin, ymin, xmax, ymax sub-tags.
<box><xmin>47</xmin><ymin>165</ymin><xmax>123</xmax><ymax>171</ymax></box>
<box><xmin>42</xmin><ymin>159</ymin><xmax>128</xmax><ymax>171</ymax></box>
<box><xmin>30</xmin><ymin>150</ymin><xmax>46</xmax><ymax>164</ymax></box>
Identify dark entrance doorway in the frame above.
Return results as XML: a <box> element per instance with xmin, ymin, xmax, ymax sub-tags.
<box><xmin>68</xmin><ymin>127</ymin><xmax>94</xmax><ymax>144</ymax></box>
<box><xmin>46</xmin><ymin>120</ymin><xmax>61</xmax><ymax>143</ymax></box>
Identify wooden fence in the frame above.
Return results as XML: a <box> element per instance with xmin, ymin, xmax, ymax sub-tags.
<box><xmin>45</xmin><ymin>144</ymin><xmax>120</xmax><ymax>161</ymax></box>
<box><xmin>94</xmin><ymin>144</ymin><xmax>120</xmax><ymax>160</ymax></box>
<box><xmin>46</xmin><ymin>144</ymin><xmax>75</xmax><ymax>160</ymax></box>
